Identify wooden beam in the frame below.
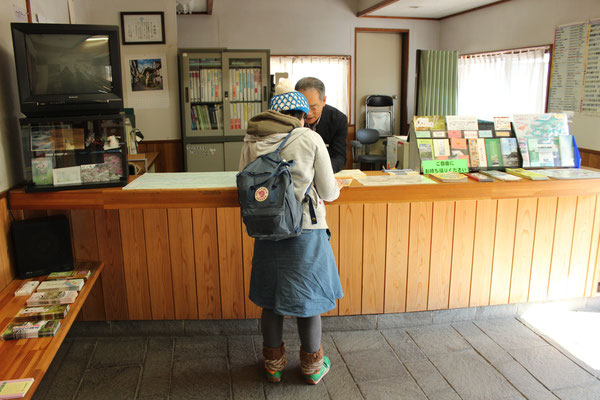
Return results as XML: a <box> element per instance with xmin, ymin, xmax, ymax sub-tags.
<box><xmin>357</xmin><ymin>0</ymin><xmax>400</xmax><ymax>18</ymax></box>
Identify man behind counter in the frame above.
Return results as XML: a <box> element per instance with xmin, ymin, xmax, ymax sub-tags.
<box><xmin>295</xmin><ymin>77</ymin><xmax>348</xmax><ymax>173</ymax></box>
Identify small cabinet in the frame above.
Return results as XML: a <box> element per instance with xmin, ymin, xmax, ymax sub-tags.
<box><xmin>179</xmin><ymin>48</ymin><xmax>270</xmax><ymax>171</ymax></box>
<box><xmin>19</xmin><ymin>114</ymin><xmax>129</xmax><ymax>192</ymax></box>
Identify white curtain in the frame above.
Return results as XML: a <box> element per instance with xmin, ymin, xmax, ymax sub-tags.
<box><xmin>458</xmin><ymin>48</ymin><xmax>549</xmax><ymax>120</ymax></box>
<box><xmin>270</xmin><ymin>56</ymin><xmax>349</xmax><ymax>117</ymax></box>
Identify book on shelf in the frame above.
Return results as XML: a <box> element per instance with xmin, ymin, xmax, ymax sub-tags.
<box><xmin>485</xmin><ymin>138</ymin><xmax>503</xmax><ymax>167</ymax></box>
<box><xmin>14</xmin><ymin>305</ymin><xmax>70</xmax><ymax>322</ymax></box>
<box><xmin>468</xmin><ymin>139</ymin><xmax>486</xmax><ymax>169</ymax></box>
<box><xmin>505</xmin><ymin>168</ymin><xmax>549</xmax><ymax>181</ymax></box>
<box><xmin>466</xmin><ymin>172</ymin><xmax>493</xmax><ymax>182</ymax></box>
<box><xmin>500</xmin><ymin>138</ymin><xmax>520</xmax><ymax>167</ymax></box>
<box><xmin>1</xmin><ymin>319</ymin><xmax>61</xmax><ymax>341</ymax></box>
<box><xmin>493</xmin><ymin>116</ymin><xmax>512</xmax><ymax>131</ymax></box>
<box><xmin>528</xmin><ymin>168</ymin><xmax>600</xmax><ymax>180</ymax></box>
<box><xmin>413</xmin><ymin>115</ymin><xmax>446</xmax><ymax>131</ymax></box>
<box><xmin>449</xmin><ymin>138</ymin><xmax>470</xmax><ymax>166</ymax></box>
<box><xmin>558</xmin><ymin>135</ymin><xmax>575</xmax><ymax>167</ymax></box>
<box><xmin>417</xmin><ymin>139</ymin><xmax>434</xmax><ymax>161</ymax></box>
<box><xmin>37</xmin><ymin>279</ymin><xmax>84</xmax><ymax>292</ymax></box>
<box><xmin>430</xmin><ymin>171</ymin><xmax>468</xmax><ymax>183</ymax></box>
<box><xmin>445</xmin><ymin>115</ymin><xmax>478</xmax><ymax>131</ymax></box>
<box><xmin>26</xmin><ymin>290</ymin><xmax>77</xmax><ymax>306</ymax></box>
<box><xmin>0</xmin><ymin>378</ymin><xmax>34</xmax><ymax>399</ymax></box>
<box><xmin>433</xmin><ymin>139</ymin><xmax>451</xmax><ymax>160</ymax></box>
<box><xmin>47</xmin><ymin>270</ymin><xmax>91</xmax><ymax>280</ymax></box>
<box><xmin>480</xmin><ymin>170</ymin><xmax>523</xmax><ymax>181</ymax></box>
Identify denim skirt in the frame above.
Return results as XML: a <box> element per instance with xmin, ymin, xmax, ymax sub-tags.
<box><xmin>249</xmin><ymin>229</ymin><xmax>343</xmax><ymax>317</ymax></box>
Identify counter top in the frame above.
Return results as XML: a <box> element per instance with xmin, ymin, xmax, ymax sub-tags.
<box><xmin>8</xmin><ymin>172</ymin><xmax>600</xmax><ymax>210</ymax></box>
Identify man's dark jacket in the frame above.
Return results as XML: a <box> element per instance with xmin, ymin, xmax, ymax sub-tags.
<box><xmin>310</xmin><ymin>104</ymin><xmax>348</xmax><ymax>173</ymax></box>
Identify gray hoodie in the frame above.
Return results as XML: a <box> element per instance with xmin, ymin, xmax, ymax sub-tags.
<box><xmin>239</xmin><ymin>110</ymin><xmax>340</xmax><ymax>230</ymax></box>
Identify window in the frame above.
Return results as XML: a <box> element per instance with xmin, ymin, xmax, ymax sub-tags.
<box><xmin>270</xmin><ymin>55</ymin><xmax>350</xmax><ymax>118</ymax></box>
<box><xmin>457</xmin><ymin>47</ymin><xmax>550</xmax><ymax>120</ymax></box>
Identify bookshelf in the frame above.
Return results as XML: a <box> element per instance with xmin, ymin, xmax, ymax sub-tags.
<box><xmin>179</xmin><ymin>49</ymin><xmax>270</xmax><ymax>171</ymax></box>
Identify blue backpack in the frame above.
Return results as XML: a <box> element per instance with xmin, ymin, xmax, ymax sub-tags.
<box><xmin>236</xmin><ymin>128</ymin><xmax>316</xmax><ymax>241</ymax></box>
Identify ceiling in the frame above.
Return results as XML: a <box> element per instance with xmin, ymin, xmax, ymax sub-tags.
<box><xmin>358</xmin><ymin>0</ymin><xmax>509</xmax><ymax>19</ymax></box>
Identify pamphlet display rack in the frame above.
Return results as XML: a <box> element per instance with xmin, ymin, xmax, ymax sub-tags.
<box><xmin>19</xmin><ymin>113</ymin><xmax>129</xmax><ymax>193</ymax></box>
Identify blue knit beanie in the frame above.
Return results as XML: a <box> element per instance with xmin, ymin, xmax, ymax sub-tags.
<box><xmin>269</xmin><ymin>79</ymin><xmax>309</xmax><ymax>115</ymax></box>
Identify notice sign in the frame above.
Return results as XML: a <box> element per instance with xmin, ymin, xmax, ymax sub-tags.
<box><xmin>421</xmin><ymin>159</ymin><xmax>469</xmax><ymax>174</ymax></box>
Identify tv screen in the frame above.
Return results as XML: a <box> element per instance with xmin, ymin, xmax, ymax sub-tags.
<box><xmin>26</xmin><ymin>33</ymin><xmax>114</xmax><ymax>96</ymax></box>
<box><xmin>12</xmin><ymin>23</ymin><xmax>123</xmax><ymax>116</ymax></box>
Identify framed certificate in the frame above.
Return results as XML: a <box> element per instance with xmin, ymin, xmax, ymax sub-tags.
<box><xmin>120</xmin><ymin>12</ymin><xmax>165</xmax><ymax>45</ymax></box>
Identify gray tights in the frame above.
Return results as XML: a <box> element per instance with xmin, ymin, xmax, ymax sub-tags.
<box><xmin>261</xmin><ymin>308</ymin><xmax>321</xmax><ymax>354</ymax></box>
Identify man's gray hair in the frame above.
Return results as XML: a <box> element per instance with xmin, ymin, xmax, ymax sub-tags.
<box><xmin>295</xmin><ymin>77</ymin><xmax>326</xmax><ymax>100</ymax></box>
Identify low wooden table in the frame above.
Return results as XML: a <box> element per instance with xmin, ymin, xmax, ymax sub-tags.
<box><xmin>0</xmin><ymin>261</ymin><xmax>103</xmax><ymax>399</ymax></box>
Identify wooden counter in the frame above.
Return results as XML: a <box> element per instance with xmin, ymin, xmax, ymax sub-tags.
<box><xmin>7</xmin><ymin>176</ymin><xmax>600</xmax><ymax>321</ymax></box>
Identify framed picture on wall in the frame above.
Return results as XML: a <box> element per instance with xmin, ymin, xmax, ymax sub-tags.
<box><xmin>120</xmin><ymin>11</ymin><xmax>165</xmax><ymax>45</ymax></box>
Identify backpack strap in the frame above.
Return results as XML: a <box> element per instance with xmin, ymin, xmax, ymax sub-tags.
<box><xmin>279</xmin><ymin>126</ymin><xmax>318</xmax><ymax>225</ymax></box>
<box><xmin>304</xmin><ymin>184</ymin><xmax>317</xmax><ymax>225</ymax></box>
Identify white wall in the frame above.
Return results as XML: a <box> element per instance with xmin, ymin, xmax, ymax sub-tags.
<box><xmin>440</xmin><ymin>0</ymin><xmax>600</xmax><ymax>150</ymax></box>
<box><xmin>177</xmin><ymin>0</ymin><xmax>440</xmax><ymax>126</ymax></box>
<box><xmin>70</xmin><ymin>0</ymin><xmax>180</xmax><ymax>140</ymax></box>
<box><xmin>0</xmin><ymin>0</ymin><xmax>28</xmax><ymax>192</ymax></box>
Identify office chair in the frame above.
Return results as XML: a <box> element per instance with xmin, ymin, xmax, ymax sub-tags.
<box><xmin>351</xmin><ymin>128</ymin><xmax>387</xmax><ymax>170</ymax></box>
<box><xmin>366</xmin><ymin>95</ymin><xmax>394</xmax><ymax>137</ymax></box>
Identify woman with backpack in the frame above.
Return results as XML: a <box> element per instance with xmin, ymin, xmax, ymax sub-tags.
<box><xmin>239</xmin><ymin>79</ymin><xmax>344</xmax><ymax>385</ymax></box>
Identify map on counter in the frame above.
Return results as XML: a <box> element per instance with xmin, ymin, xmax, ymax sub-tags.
<box><xmin>355</xmin><ymin>175</ymin><xmax>437</xmax><ymax>186</ymax></box>
<box><xmin>123</xmin><ymin>172</ymin><xmax>238</xmax><ymax>190</ymax></box>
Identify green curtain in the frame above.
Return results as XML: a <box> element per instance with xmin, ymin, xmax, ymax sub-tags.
<box><xmin>417</xmin><ymin>50</ymin><xmax>458</xmax><ymax>115</ymax></box>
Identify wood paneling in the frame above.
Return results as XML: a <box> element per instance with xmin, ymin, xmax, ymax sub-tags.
<box><xmin>489</xmin><ymin>199</ymin><xmax>518</xmax><ymax>305</ymax></box>
<box><xmin>509</xmin><ymin>198</ymin><xmax>538</xmax><ymax>304</ymax></box>
<box><xmin>324</xmin><ymin>204</ymin><xmax>340</xmax><ymax>316</ymax></box>
<box><xmin>567</xmin><ymin>195</ymin><xmax>596</xmax><ymax>298</ymax></box>
<box><xmin>137</xmin><ymin>140</ymin><xmax>184</xmax><ymax>172</ymax></box>
<box><xmin>242</xmin><ymin>228</ymin><xmax>261</xmax><ymax>319</ymax></box>
<box><xmin>144</xmin><ymin>209</ymin><xmax>175</xmax><ymax>319</ymax></box>
<box><xmin>585</xmin><ymin>196</ymin><xmax>600</xmax><ymax>297</ymax></box>
<box><xmin>216</xmin><ymin>208</ymin><xmax>245</xmax><ymax>319</ymax></box>
<box><xmin>94</xmin><ymin>209</ymin><xmax>129</xmax><ymax>320</ymax></box>
<box><xmin>362</xmin><ymin>203</ymin><xmax>387</xmax><ymax>314</ymax></box>
<box><xmin>548</xmin><ymin>196</ymin><xmax>577</xmax><ymax>300</ymax></box>
<box><xmin>407</xmin><ymin>202</ymin><xmax>432</xmax><ymax>312</ymax></box>
<box><xmin>193</xmin><ymin>208</ymin><xmax>221</xmax><ymax>319</ymax></box>
<box><xmin>0</xmin><ymin>198</ymin><xmax>14</xmax><ymax>292</ymax></box>
<box><xmin>119</xmin><ymin>209</ymin><xmax>152</xmax><ymax>319</ymax></box>
<box><xmin>470</xmin><ymin>200</ymin><xmax>497</xmax><ymax>307</ymax></box>
<box><xmin>529</xmin><ymin>197</ymin><xmax>558</xmax><ymax>302</ymax></box>
<box><xmin>168</xmin><ymin>208</ymin><xmax>198</xmax><ymax>319</ymax></box>
<box><xmin>449</xmin><ymin>200</ymin><xmax>476</xmax><ymax>309</ymax></box>
<box><xmin>339</xmin><ymin>204</ymin><xmax>363</xmax><ymax>315</ymax></box>
<box><xmin>428</xmin><ymin>201</ymin><xmax>455</xmax><ymax>310</ymax></box>
<box><xmin>70</xmin><ymin>210</ymin><xmax>105</xmax><ymax>321</ymax></box>
<box><xmin>385</xmin><ymin>203</ymin><xmax>410</xmax><ymax>313</ymax></box>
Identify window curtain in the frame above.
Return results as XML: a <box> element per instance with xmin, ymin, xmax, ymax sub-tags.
<box><xmin>270</xmin><ymin>56</ymin><xmax>349</xmax><ymax>117</ymax></box>
<box><xmin>417</xmin><ymin>50</ymin><xmax>458</xmax><ymax>115</ymax></box>
<box><xmin>458</xmin><ymin>48</ymin><xmax>549</xmax><ymax>120</ymax></box>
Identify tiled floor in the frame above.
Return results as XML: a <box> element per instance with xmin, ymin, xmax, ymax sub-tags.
<box><xmin>32</xmin><ymin>304</ymin><xmax>600</xmax><ymax>400</ymax></box>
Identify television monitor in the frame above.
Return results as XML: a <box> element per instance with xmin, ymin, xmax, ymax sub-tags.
<box><xmin>11</xmin><ymin>23</ymin><xmax>123</xmax><ymax>117</ymax></box>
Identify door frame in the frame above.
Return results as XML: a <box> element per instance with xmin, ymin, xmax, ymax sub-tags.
<box><xmin>354</xmin><ymin>28</ymin><xmax>409</xmax><ymax>134</ymax></box>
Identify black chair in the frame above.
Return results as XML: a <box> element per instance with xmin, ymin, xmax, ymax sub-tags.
<box><xmin>366</xmin><ymin>95</ymin><xmax>394</xmax><ymax>137</ymax></box>
<box><xmin>351</xmin><ymin>128</ymin><xmax>386</xmax><ymax>171</ymax></box>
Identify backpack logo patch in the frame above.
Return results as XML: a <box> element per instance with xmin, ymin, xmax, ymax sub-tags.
<box><xmin>254</xmin><ymin>187</ymin><xmax>269</xmax><ymax>202</ymax></box>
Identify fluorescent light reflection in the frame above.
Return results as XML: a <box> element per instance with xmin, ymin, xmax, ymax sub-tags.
<box><xmin>521</xmin><ymin>302</ymin><xmax>600</xmax><ymax>371</ymax></box>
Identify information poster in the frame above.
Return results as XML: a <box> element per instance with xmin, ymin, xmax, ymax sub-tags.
<box><xmin>549</xmin><ymin>19</ymin><xmax>600</xmax><ymax>115</ymax></box>
<box><xmin>582</xmin><ymin>19</ymin><xmax>600</xmax><ymax>113</ymax></box>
